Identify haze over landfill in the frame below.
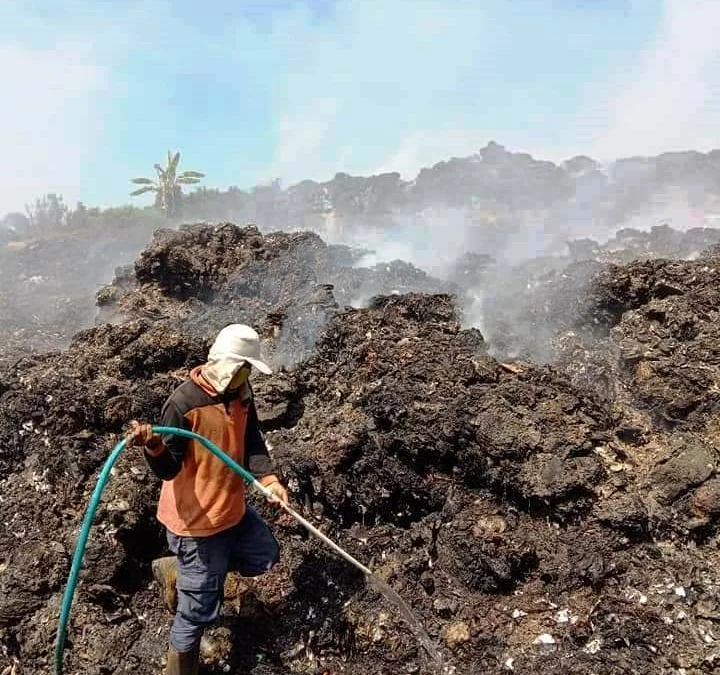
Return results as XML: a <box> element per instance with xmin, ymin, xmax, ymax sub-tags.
<box><xmin>2</xmin><ymin>2</ymin><xmax>720</xmax><ymax>674</ymax></box>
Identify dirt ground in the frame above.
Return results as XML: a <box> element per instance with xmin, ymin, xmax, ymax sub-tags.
<box><xmin>2</xmin><ymin>223</ymin><xmax>720</xmax><ymax>674</ymax></box>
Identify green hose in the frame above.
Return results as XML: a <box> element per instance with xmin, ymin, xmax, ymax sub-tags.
<box><xmin>53</xmin><ymin>426</ymin><xmax>275</xmax><ymax>675</ymax></box>
<box><xmin>53</xmin><ymin>426</ymin><xmax>445</xmax><ymax>674</ymax></box>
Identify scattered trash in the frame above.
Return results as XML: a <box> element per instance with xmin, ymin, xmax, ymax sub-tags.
<box><xmin>532</xmin><ymin>633</ymin><xmax>557</xmax><ymax>651</ymax></box>
<box><xmin>555</xmin><ymin>608</ymin><xmax>576</xmax><ymax>624</ymax></box>
<box><xmin>584</xmin><ymin>637</ymin><xmax>602</xmax><ymax>655</ymax></box>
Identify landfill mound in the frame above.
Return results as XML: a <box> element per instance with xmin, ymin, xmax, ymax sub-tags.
<box><xmin>567</xmin><ymin>224</ymin><xmax>720</xmax><ymax>264</ymax></box>
<box><xmin>0</xmin><ymin>223</ymin><xmax>452</xmax><ymax>369</ymax></box>
<box><xmin>1</xmin><ymin>218</ymin><xmax>716</xmax><ymax>369</ymax></box>
<box><xmin>2</xmin><ymin>223</ymin><xmax>720</xmax><ymax>675</ymax></box>
<box><xmin>476</xmin><ymin>224</ymin><xmax>720</xmax><ymax>362</ymax></box>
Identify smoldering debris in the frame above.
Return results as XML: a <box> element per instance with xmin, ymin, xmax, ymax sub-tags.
<box><xmin>3</xmin><ymin>222</ymin><xmax>720</xmax><ymax>674</ymax></box>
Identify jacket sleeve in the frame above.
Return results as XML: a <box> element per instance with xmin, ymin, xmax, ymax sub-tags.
<box><xmin>244</xmin><ymin>398</ymin><xmax>276</xmax><ymax>480</ymax></box>
<box><xmin>143</xmin><ymin>398</ymin><xmax>189</xmax><ymax>481</ymax></box>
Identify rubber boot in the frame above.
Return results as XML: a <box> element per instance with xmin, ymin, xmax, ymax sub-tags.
<box><xmin>166</xmin><ymin>645</ymin><xmax>200</xmax><ymax>675</ymax></box>
<box><xmin>152</xmin><ymin>556</ymin><xmax>178</xmax><ymax>613</ymax></box>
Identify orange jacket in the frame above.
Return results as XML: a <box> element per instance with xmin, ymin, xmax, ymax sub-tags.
<box><xmin>145</xmin><ymin>366</ymin><xmax>278</xmax><ymax>536</ymax></box>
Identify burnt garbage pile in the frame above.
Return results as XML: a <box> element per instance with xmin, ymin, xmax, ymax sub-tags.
<box><xmin>549</xmin><ymin>249</ymin><xmax>720</xmax><ymax>542</ymax></box>
<box><xmin>474</xmin><ymin>235</ymin><xmax>720</xmax><ymax>536</ymax></box>
<box><xmin>542</xmin><ymin>246</ymin><xmax>720</xmax><ymax>426</ymax></box>
<box><xmin>213</xmin><ymin>288</ymin><xmax>720</xmax><ymax>674</ymax></box>
<box><xmin>0</xmin><ymin>216</ymin><xmax>710</xmax><ymax>372</ymax></box>
<box><xmin>0</xmin><ymin>288</ymin><xmax>611</xmax><ymax>675</ymax></box>
<box><xmin>567</xmin><ymin>224</ymin><xmax>720</xmax><ymax>265</ymax></box>
<box><xmin>0</xmin><ymin>223</ymin><xmax>451</xmax><ymax>674</ymax></box>
<box><xmin>95</xmin><ymin>222</ymin><xmax>455</xmax><ymax>366</ymax></box>
<box><xmin>263</xmin><ymin>271</ymin><xmax>720</xmax><ymax>675</ymax></box>
<box><xmin>472</xmin><ymin>224</ymin><xmax>720</xmax><ymax>365</ymax></box>
<box><xmin>3</xmin><ymin>223</ymin><xmax>720</xmax><ymax>674</ymax></box>
<box><xmin>0</xmin><ymin>221</ymin><xmax>453</xmax><ymax>369</ymax></box>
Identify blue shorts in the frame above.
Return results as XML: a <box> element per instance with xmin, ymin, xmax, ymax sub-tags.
<box><xmin>166</xmin><ymin>506</ymin><xmax>280</xmax><ymax>652</ymax></box>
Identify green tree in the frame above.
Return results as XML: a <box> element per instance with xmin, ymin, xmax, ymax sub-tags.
<box><xmin>130</xmin><ymin>151</ymin><xmax>204</xmax><ymax>217</ymax></box>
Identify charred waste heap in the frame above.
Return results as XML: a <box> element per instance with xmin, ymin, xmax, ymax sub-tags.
<box><xmin>2</xmin><ymin>223</ymin><xmax>720</xmax><ymax>675</ymax></box>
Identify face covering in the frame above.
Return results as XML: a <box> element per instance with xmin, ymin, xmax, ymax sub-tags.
<box><xmin>226</xmin><ymin>365</ymin><xmax>251</xmax><ymax>391</ymax></box>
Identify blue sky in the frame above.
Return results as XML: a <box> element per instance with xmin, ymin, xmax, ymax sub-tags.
<box><xmin>0</xmin><ymin>0</ymin><xmax>718</xmax><ymax>212</ymax></box>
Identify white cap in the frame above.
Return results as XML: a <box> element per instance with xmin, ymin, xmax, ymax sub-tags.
<box><xmin>208</xmin><ymin>324</ymin><xmax>272</xmax><ymax>374</ymax></box>
<box><xmin>202</xmin><ymin>324</ymin><xmax>272</xmax><ymax>393</ymax></box>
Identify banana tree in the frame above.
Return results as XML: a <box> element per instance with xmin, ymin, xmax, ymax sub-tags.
<box><xmin>130</xmin><ymin>151</ymin><xmax>204</xmax><ymax>217</ymax></box>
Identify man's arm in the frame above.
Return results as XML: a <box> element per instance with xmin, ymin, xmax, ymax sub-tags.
<box><xmin>238</xmin><ymin>392</ymin><xmax>288</xmax><ymax>505</ymax></box>
<box><xmin>143</xmin><ymin>399</ymin><xmax>189</xmax><ymax>481</ymax></box>
<box><xmin>244</xmin><ymin>398</ymin><xmax>288</xmax><ymax>505</ymax></box>
<box><xmin>244</xmin><ymin>397</ymin><xmax>276</xmax><ymax>481</ymax></box>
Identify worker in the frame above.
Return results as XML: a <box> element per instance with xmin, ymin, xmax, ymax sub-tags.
<box><xmin>126</xmin><ymin>323</ymin><xmax>288</xmax><ymax>675</ymax></box>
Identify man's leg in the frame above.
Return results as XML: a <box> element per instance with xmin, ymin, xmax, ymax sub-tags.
<box><xmin>228</xmin><ymin>505</ymin><xmax>280</xmax><ymax>576</ymax></box>
<box><xmin>165</xmin><ymin>531</ymin><xmax>232</xmax><ymax>674</ymax></box>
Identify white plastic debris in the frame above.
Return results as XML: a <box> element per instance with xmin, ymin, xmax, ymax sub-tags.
<box><xmin>511</xmin><ymin>609</ymin><xmax>527</xmax><ymax>619</ymax></box>
<box><xmin>29</xmin><ymin>471</ymin><xmax>51</xmax><ymax>494</ymax></box>
<box><xmin>625</xmin><ymin>589</ymin><xmax>648</xmax><ymax>605</ymax></box>
<box><xmin>583</xmin><ymin>637</ymin><xmax>602</xmax><ymax>655</ymax></box>
<box><xmin>555</xmin><ymin>608</ymin><xmax>574</xmax><ymax>624</ymax></box>
<box><xmin>674</xmin><ymin>586</ymin><xmax>686</xmax><ymax>598</ymax></box>
<box><xmin>533</xmin><ymin>633</ymin><xmax>556</xmax><ymax>645</ymax></box>
<box><xmin>699</xmin><ymin>626</ymin><xmax>715</xmax><ymax>644</ymax></box>
<box><xmin>504</xmin><ymin>657</ymin><xmax>515</xmax><ymax>670</ymax></box>
<box><xmin>107</xmin><ymin>499</ymin><xmax>130</xmax><ymax>512</ymax></box>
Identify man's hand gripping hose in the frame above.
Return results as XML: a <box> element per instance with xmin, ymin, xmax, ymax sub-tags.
<box><xmin>53</xmin><ymin>425</ymin><xmax>376</xmax><ymax>675</ymax></box>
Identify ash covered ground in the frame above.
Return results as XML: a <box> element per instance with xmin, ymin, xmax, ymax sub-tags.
<box><xmin>2</xmin><ymin>222</ymin><xmax>720</xmax><ymax>674</ymax></box>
